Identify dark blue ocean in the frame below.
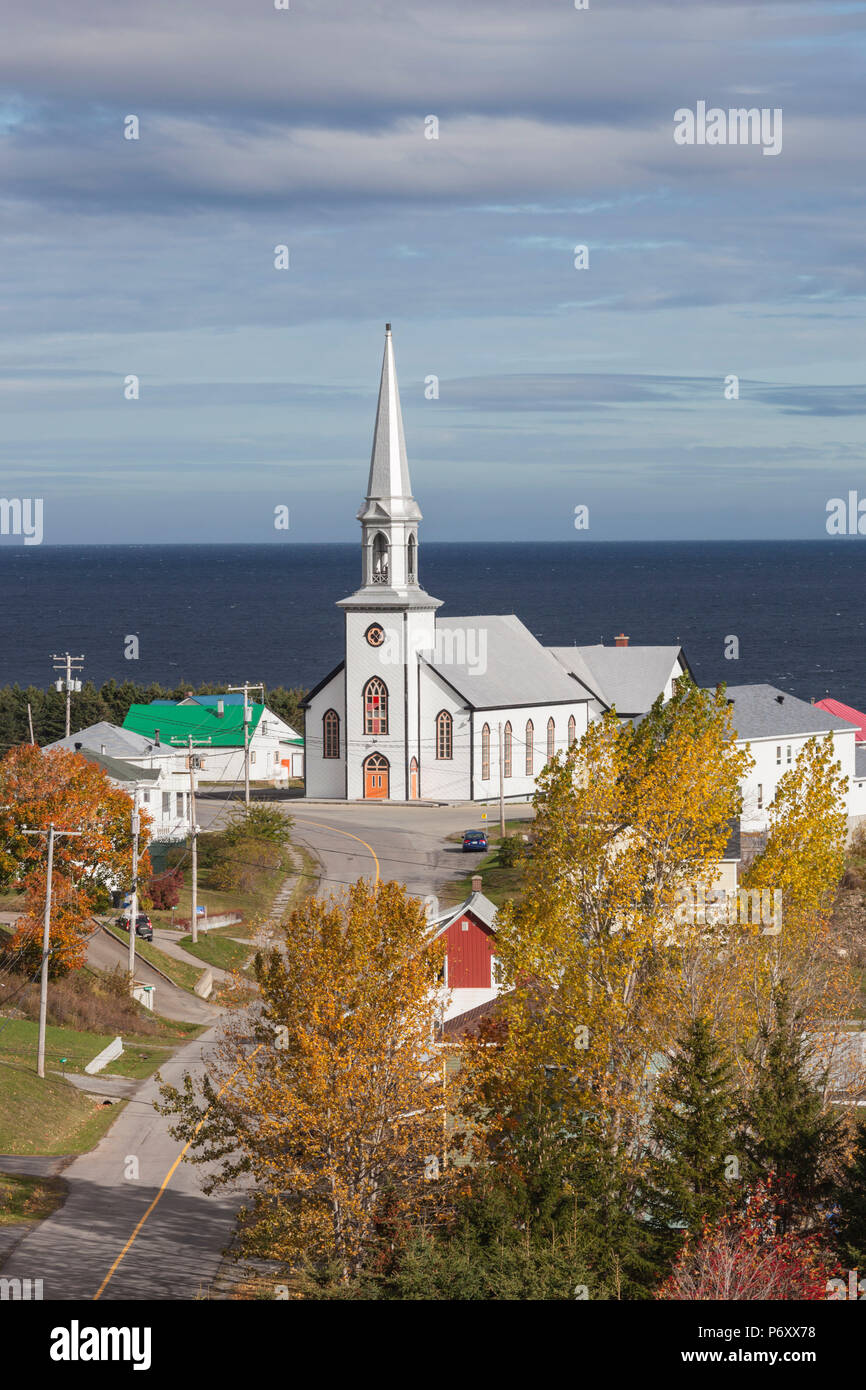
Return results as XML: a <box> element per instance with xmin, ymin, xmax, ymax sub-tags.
<box><xmin>3</xmin><ymin>541</ymin><xmax>864</xmax><ymax>706</ymax></box>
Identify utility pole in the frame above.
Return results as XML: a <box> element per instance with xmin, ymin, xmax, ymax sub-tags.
<box><xmin>52</xmin><ymin>653</ymin><xmax>84</xmax><ymax>739</ymax></box>
<box><xmin>128</xmin><ymin>791</ymin><xmax>140</xmax><ymax>981</ymax></box>
<box><xmin>498</xmin><ymin>722</ymin><xmax>505</xmax><ymax>840</ymax></box>
<box><xmin>27</xmin><ymin>703</ymin><xmax>35</xmax><ymax>744</ymax></box>
<box><xmin>22</xmin><ymin>822</ymin><xmax>82</xmax><ymax>1079</ymax></box>
<box><xmin>172</xmin><ymin>735</ymin><xmax>211</xmax><ymax>944</ymax></box>
<box><xmin>228</xmin><ymin>683</ymin><xmax>264</xmax><ymax>807</ymax></box>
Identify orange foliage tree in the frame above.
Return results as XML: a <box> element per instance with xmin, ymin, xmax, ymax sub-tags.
<box><xmin>0</xmin><ymin>744</ymin><xmax>151</xmax><ymax>976</ymax></box>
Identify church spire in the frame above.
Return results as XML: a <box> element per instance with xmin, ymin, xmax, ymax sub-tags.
<box><xmin>358</xmin><ymin>324</ymin><xmax>422</xmax><ymax>523</ymax></box>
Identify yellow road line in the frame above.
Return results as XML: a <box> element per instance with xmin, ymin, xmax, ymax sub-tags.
<box><xmin>93</xmin><ymin>821</ymin><xmax>378</xmax><ymax>1298</ymax></box>
<box><xmin>93</xmin><ymin>1044</ymin><xmax>263</xmax><ymax>1299</ymax></box>
<box><xmin>290</xmin><ymin>816</ymin><xmax>380</xmax><ymax>882</ymax></box>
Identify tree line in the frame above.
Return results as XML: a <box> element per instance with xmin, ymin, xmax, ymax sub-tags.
<box><xmin>0</xmin><ymin>679</ymin><xmax>307</xmax><ymax>749</ymax></box>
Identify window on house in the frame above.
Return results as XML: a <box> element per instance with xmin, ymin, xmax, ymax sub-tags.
<box><xmin>757</xmin><ymin>783</ymin><xmax>763</xmax><ymax>809</ymax></box>
<box><xmin>250</xmin><ymin>751</ymin><xmax>256</xmax><ymax>765</ymax></box>
<box><xmin>481</xmin><ymin>723</ymin><xmax>490</xmax><ymax>781</ymax></box>
<box><xmin>363</xmin><ymin>678</ymin><xmax>388</xmax><ymax>735</ymax></box>
<box><xmin>525</xmin><ymin>719</ymin><xmax>534</xmax><ymax>775</ymax></box>
<box><xmin>142</xmin><ymin>791</ymin><xmax>150</xmax><ymax>804</ymax></box>
<box><xmin>776</xmin><ymin>746</ymin><xmax>781</xmax><ymax>764</ymax></box>
<box><xmin>786</xmin><ymin>745</ymin><xmax>792</xmax><ymax>764</ymax></box>
<box><xmin>162</xmin><ymin>791</ymin><xmax>170</xmax><ymax>814</ymax></box>
<box><xmin>568</xmin><ymin>715</ymin><xmax>576</xmax><ymax>747</ymax></box>
<box><xmin>436</xmin><ymin>710</ymin><xmax>453</xmax><ymax>760</ymax></box>
<box><xmin>547</xmin><ymin>717</ymin><xmax>555</xmax><ymax>762</ymax></box>
<box><xmin>323</xmin><ymin>709</ymin><xmax>340</xmax><ymax>758</ymax></box>
<box><xmin>176</xmin><ymin>793</ymin><xmax>183</xmax><ymax>817</ymax></box>
<box><xmin>504</xmin><ymin>722</ymin><xmax>512</xmax><ymax>777</ymax></box>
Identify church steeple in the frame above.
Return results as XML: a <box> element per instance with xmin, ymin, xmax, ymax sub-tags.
<box><xmin>339</xmin><ymin>323</ymin><xmax>439</xmax><ymax>606</ymax></box>
<box><xmin>358</xmin><ymin>324</ymin><xmax>422</xmax><ymax>525</ymax></box>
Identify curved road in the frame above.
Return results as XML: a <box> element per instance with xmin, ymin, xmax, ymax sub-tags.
<box><xmin>0</xmin><ymin>799</ymin><xmax>533</xmax><ymax>1300</ymax></box>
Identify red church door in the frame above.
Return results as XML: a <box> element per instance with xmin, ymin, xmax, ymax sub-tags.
<box><xmin>364</xmin><ymin>752</ymin><xmax>389</xmax><ymax>799</ymax></box>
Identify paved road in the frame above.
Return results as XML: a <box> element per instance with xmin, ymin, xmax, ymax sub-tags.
<box><xmin>0</xmin><ymin>1027</ymin><xmax>245</xmax><ymax>1300</ymax></box>
<box><xmin>285</xmin><ymin>801</ymin><xmax>534</xmax><ymax>906</ymax></box>
<box><xmin>86</xmin><ymin>923</ymin><xmax>219</xmax><ymax>1026</ymax></box>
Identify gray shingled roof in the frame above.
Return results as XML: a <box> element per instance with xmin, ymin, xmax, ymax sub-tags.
<box><xmin>46</xmin><ymin>721</ymin><xmax>170</xmax><ymax>759</ymax></box>
<box><xmin>720</xmin><ymin>685</ymin><xmax>859</xmax><ymax>741</ymax></box>
<box><xmin>549</xmin><ymin>644</ymin><xmax>684</xmax><ymax>715</ymax></box>
<box><xmin>427</xmin><ymin>615</ymin><xmax>587</xmax><ymax>708</ymax></box>
<box><xmin>429</xmin><ymin>889</ymin><xmax>499</xmax><ymax>936</ymax></box>
<box><xmin>73</xmin><ymin>747</ymin><xmax>159</xmax><ymax>784</ymax></box>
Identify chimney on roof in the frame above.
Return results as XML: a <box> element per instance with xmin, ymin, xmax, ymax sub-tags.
<box><xmin>187</xmin><ymin>691</ymin><xmax>193</xmax><ymax>699</ymax></box>
<box><xmin>471</xmin><ymin>875</ymin><xmax>482</xmax><ymax>893</ymax></box>
<box><xmin>154</xmin><ymin>728</ymin><xmax>160</xmax><ymax>746</ymax></box>
<box><xmin>217</xmin><ymin>698</ymin><xmax>224</xmax><ymax>718</ymax></box>
<box><xmin>614</xmin><ymin>633</ymin><xmax>629</xmax><ymax>648</ymax></box>
<box><xmin>101</xmin><ymin>744</ymin><xmax>106</xmax><ymax>754</ymax></box>
<box><xmin>776</xmin><ymin>694</ymin><xmax>785</xmax><ymax>704</ymax></box>
<box><xmin>74</xmin><ymin>741</ymin><xmax>82</xmax><ymax>751</ymax></box>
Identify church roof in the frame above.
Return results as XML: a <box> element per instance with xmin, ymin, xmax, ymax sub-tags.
<box><xmin>549</xmin><ymin>644</ymin><xmax>685</xmax><ymax>715</ymax></box>
<box><xmin>427</xmin><ymin>615</ymin><xmax>588</xmax><ymax>709</ymax></box>
<box><xmin>358</xmin><ymin>324</ymin><xmax>421</xmax><ymax>524</ymax></box>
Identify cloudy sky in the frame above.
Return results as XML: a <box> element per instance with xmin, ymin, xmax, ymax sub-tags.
<box><xmin>0</xmin><ymin>0</ymin><xmax>864</xmax><ymax>543</ymax></box>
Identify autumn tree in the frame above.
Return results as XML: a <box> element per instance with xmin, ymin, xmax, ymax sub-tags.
<box><xmin>736</xmin><ymin>733</ymin><xmax>854</xmax><ymax>1069</ymax></box>
<box><xmin>0</xmin><ymin>744</ymin><xmax>150</xmax><ymax>976</ymax></box>
<box><xmin>463</xmin><ymin>678</ymin><xmax>749</xmax><ymax>1189</ymax></box>
<box><xmin>657</xmin><ymin>1178</ymin><xmax>838</xmax><ymax>1301</ymax></box>
<box><xmin>833</xmin><ymin>1117</ymin><xmax>866</xmax><ymax>1271</ymax></box>
<box><xmin>157</xmin><ymin>878</ymin><xmax>453</xmax><ymax>1282</ymax></box>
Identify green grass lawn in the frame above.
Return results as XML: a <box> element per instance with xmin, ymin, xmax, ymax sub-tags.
<box><xmin>179</xmin><ymin>930</ymin><xmax>252</xmax><ymax>974</ymax></box>
<box><xmin>440</xmin><ymin>822</ymin><xmax>532</xmax><ymax>909</ymax></box>
<box><xmin>0</xmin><ymin>1060</ymin><xmax>127</xmax><ymax>1156</ymax></box>
<box><xmin>100</xmin><ymin>922</ymin><xmax>203</xmax><ymax>992</ymax></box>
<box><xmin>0</xmin><ymin>1018</ymin><xmax>180</xmax><ymax>1081</ymax></box>
<box><xmin>0</xmin><ymin>1171</ymin><xmax>66</xmax><ymax>1225</ymax></box>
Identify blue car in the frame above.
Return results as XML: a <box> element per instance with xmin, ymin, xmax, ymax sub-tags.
<box><xmin>462</xmin><ymin>830</ymin><xmax>489</xmax><ymax>852</ymax></box>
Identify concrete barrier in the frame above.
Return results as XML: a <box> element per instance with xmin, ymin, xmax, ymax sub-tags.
<box><xmin>84</xmin><ymin>1036</ymin><xmax>124</xmax><ymax>1074</ymax></box>
<box><xmin>194</xmin><ymin>969</ymin><xmax>214</xmax><ymax>999</ymax></box>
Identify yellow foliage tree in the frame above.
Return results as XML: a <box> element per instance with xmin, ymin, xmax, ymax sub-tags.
<box><xmin>462</xmin><ymin>678</ymin><xmax>750</xmax><ymax>1168</ymax></box>
<box><xmin>158</xmin><ymin>878</ymin><xmax>453</xmax><ymax>1283</ymax></box>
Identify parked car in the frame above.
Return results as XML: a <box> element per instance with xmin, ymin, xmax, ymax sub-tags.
<box><xmin>115</xmin><ymin>912</ymin><xmax>153</xmax><ymax>942</ymax></box>
<box><xmin>462</xmin><ymin>829</ymin><xmax>489</xmax><ymax>852</ymax></box>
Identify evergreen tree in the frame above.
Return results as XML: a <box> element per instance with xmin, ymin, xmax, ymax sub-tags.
<box><xmin>645</xmin><ymin>1016</ymin><xmax>738</xmax><ymax>1242</ymax></box>
<box><xmin>739</xmin><ymin>987</ymin><xmax>844</xmax><ymax>1232</ymax></box>
<box><xmin>833</xmin><ymin>1117</ymin><xmax>866</xmax><ymax>1271</ymax></box>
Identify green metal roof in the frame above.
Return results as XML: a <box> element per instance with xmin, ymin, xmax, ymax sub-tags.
<box><xmin>123</xmin><ymin>702</ymin><xmax>264</xmax><ymax>748</ymax></box>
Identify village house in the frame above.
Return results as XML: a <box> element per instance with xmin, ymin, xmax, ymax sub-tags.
<box><xmin>123</xmin><ymin>698</ymin><xmax>303</xmax><ymax>785</ymax></box>
<box><xmin>44</xmin><ymin>731</ymin><xmax>191</xmax><ymax>844</ymax></box>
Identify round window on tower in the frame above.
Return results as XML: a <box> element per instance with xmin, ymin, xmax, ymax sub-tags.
<box><xmin>365</xmin><ymin>623</ymin><xmax>385</xmax><ymax>648</ymax></box>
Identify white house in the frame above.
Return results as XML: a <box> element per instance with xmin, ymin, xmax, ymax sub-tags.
<box><xmin>303</xmin><ymin>325</ymin><xmax>688</xmax><ymax>802</ymax></box>
<box><xmin>44</xmin><ymin>736</ymin><xmax>192</xmax><ymax>844</ymax></box>
<box><xmin>123</xmin><ymin>698</ymin><xmax>303</xmax><ymax>784</ymax></box>
<box><xmin>721</xmin><ymin>684</ymin><xmax>866</xmax><ymax>833</ymax></box>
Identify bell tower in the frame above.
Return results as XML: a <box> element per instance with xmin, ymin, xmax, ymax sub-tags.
<box><xmin>338</xmin><ymin>324</ymin><xmax>442</xmax><ymax>800</ymax></box>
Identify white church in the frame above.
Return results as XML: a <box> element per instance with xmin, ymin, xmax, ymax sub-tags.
<box><xmin>302</xmin><ymin>325</ymin><xmax>689</xmax><ymax>803</ymax></box>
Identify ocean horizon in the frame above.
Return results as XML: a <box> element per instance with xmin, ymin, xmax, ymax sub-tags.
<box><xmin>7</xmin><ymin>539</ymin><xmax>866</xmax><ymax>707</ymax></box>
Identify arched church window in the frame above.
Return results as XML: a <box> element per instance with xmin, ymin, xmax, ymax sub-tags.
<box><xmin>363</xmin><ymin>677</ymin><xmax>388</xmax><ymax>735</ymax></box>
<box><xmin>525</xmin><ymin>719</ymin><xmax>534</xmax><ymax>776</ymax></box>
<box><xmin>436</xmin><ymin>710</ymin><xmax>453</xmax><ymax>760</ymax></box>
<box><xmin>372</xmin><ymin>532</ymin><xmax>389</xmax><ymax>585</ymax></box>
<box><xmin>323</xmin><ymin>708</ymin><xmax>340</xmax><ymax>759</ymax></box>
<box><xmin>503</xmin><ymin>721</ymin><xmax>512</xmax><ymax>777</ymax></box>
<box><xmin>547</xmin><ymin>717</ymin><xmax>555</xmax><ymax>762</ymax></box>
<box><xmin>481</xmin><ymin>723</ymin><xmax>490</xmax><ymax>781</ymax></box>
<box><xmin>408</xmin><ymin>533</ymin><xmax>417</xmax><ymax>583</ymax></box>
<box><xmin>568</xmin><ymin>714</ymin><xmax>576</xmax><ymax>747</ymax></box>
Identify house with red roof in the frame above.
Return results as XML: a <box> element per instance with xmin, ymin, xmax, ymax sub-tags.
<box><xmin>815</xmin><ymin>698</ymin><xmax>866</xmax><ymax>744</ymax></box>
